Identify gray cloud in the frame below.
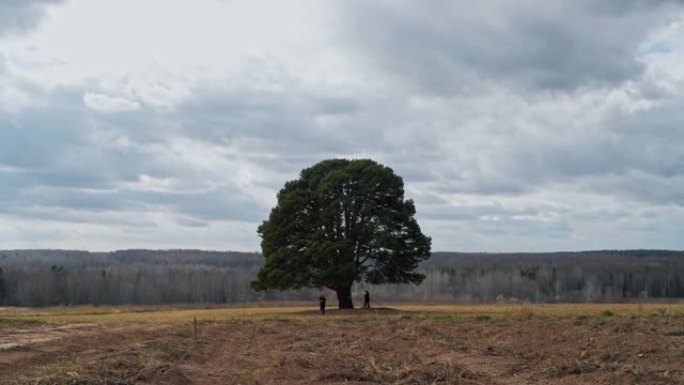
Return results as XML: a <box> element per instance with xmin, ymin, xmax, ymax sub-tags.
<box><xmin>2</xmin><ymin>1</ymin><xmax>684</xmax><ymax>251</ymax></box>
<box><xmin>1</xmin><ymin>115</ymin><xmax>266</xmax><ymax>226</ymax></box>
<box><xmin>0</xmin><ymin>0</ymin><xmax>65</xmax><ymax>36</ymax></box>
<box><xmin>176</xmin><ymin>77</ymin><xmax>368</xmax><ymax>156</ymax></box>
<box><xmin>334</xmin><ymin>0</ymin><xmax>682</xmax><ymax>93</ymax></box>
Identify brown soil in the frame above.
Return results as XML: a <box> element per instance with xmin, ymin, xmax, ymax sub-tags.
<box><xmin>1</xmin><ymin>309</ymin><xmax>684</xmax><ymax>384</ymax></box>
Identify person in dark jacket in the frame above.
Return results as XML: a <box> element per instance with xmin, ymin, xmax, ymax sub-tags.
<box><xmin>364</xmin><ymin>290</ymin><xmax>371</xmax><ymax>309</ymax></box>
<box><xmin>319</xmin><ymin>295</ymin><xmax>326</xmax><ymax>315</ymax></box>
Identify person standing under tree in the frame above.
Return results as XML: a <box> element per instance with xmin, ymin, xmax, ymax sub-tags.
<box><xmin>319</xmin><ymin>295</ymin><xmax>326</xmax><ymax>315</ymax></box>
<box><xmin>364</xmin><ymin>290</ymin><xmax>371</xmax><ymax>309</ymax></box>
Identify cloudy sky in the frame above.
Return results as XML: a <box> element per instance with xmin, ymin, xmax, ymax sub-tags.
<box><xmin>1</xmin><ymin>0</ymin><xmax>683</xmax><ymax>252</ymax></box>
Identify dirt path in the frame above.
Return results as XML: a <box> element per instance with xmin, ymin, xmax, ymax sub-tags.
<box><xmin>0</xmin><ymin>324</ymin><xmax>98</xmax><ymax>351</ymax></box>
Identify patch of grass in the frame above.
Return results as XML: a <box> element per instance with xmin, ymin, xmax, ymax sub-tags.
<box><xmin>398</xmin><ymin>303</ymin><xmax>684</xmax><ymax>318</ymax></box>
<box><xmin>663</xmin><ymin>330</ymin><xmax>684</xmax><ymax>336</ymax></box>
<box><xmin>428</xmin><ymin>314</ymin><xmax>465</xmax><ymax>323</ymax></box>
<box><xmin>318</xmin><ymin>355</ymin><xmax>478</xmax><ymax>384</ymax></box>
<box><xmin>261</xmin><ymin>317</ymin><xmax>293</xmax><ymax>323</ymax></box>
<box><xmin>2</xmin><ymin>303</ymin><xmax>684</xmax><ymax>325</ymax></box>
<box><xmin>599</xmin><ymin>309</ymin><xmax>615</xmax><ymax>318</ymax></box>
<box><xmin>0</xmin><ymin>305</ymin><xmax>313</xmax><ymax>324</ymax></box>
<box><xmin>235</xmin><ymin>360</ymin><xmax>260</xmax><ymax>385</ymax></box>
<box><xmin>147</xmin><ymin>339</ymin><xmax>193</xmax><ymax>361</ymax></box>
<box><xmin>0</xmin><ymin>317</ymin><xmax>46</xmax><ymax>327</ymax></box>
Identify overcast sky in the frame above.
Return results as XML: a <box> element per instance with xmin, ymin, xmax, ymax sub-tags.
<box><xmin>1</xmin><ymin>0</ymin><xmax>684</xmax><ymax>252</ymax></box>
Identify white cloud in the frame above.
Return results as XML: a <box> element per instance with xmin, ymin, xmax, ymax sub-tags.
<box><xmin>83</xmin><ymin>92</ymin><xmax>141</xmax><ymax>112</ymax></box>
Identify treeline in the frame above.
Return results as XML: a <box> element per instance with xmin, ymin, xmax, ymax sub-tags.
<box><xmin>383</xmin><ymin>250</ymin><xmax>684</xmax><ymax>303</ymax></box>
<box><xmin>0</xmin><ymin>250</ymin><xmax>262</xmax><ymax>306</ymax></box>
<box><xmin>1</xmin><ymin>249</ymin><xmax>683</xmax><ymax>306</ymax></box>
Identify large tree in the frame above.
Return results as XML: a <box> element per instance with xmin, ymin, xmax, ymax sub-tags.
<box><xmin>252</xmin><ymin>159</ymin><xmax>431</xmax><ymax>308</ymax></box>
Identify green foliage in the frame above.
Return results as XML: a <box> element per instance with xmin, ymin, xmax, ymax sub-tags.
<box><xmin>252</xmin><ymin>159</ymin><xmax>431</xmax><ymax>297</ymax></box>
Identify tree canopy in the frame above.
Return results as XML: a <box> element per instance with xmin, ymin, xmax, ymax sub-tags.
<box><xmin>251</xmin><ymin>158</ymin><xmax>431</xmax><ymax>308</ymax></box>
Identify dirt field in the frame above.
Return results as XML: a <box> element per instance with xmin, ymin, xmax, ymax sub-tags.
<box><xmin>1</xmin><ymin>304</ymin><xmax>684</xmax><ymax>384</ymax></box>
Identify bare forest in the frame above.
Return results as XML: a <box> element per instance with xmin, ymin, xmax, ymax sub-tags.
<box><xmin>1</xmin><ymin>249</ymin><xmax>683</xmax><ymax>307</ymax></box>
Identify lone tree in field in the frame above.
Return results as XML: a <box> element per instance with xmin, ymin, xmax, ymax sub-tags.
<box><xmin>252</xmin><ymin>159</ymin><xmax>431</xmax><ymax>309</ymax></box>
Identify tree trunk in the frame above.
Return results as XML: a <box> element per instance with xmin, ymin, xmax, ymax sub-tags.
<box><xmin>336</xmin><ymin>285</ymin><xmax>354</xmax><ymax>309</ymax></box>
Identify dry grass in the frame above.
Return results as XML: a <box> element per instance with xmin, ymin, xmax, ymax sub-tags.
<box><xmin>3</xmin><ymin>303</ymin><xmax>684</xmax><ymax>384</ymax></box>
<box><xmin>3</xmin><ymin>302</ymin><xmax>684</xmax><ymax>324</ymax></box>
<box><xmin>0</xmin><ymin>304</ymin><xmax>311</xmax><ymax>324</ymax></box>
<box><xmin>396</xmin><ymin>302</ymin><xmax>684</xmax><ymax>317</ymax></box>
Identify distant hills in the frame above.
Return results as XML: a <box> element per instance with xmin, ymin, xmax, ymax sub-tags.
<box><xmin>1</xmin><ymin>249</ymin><xmax>683</xmax><ymax>306</ymax></box>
